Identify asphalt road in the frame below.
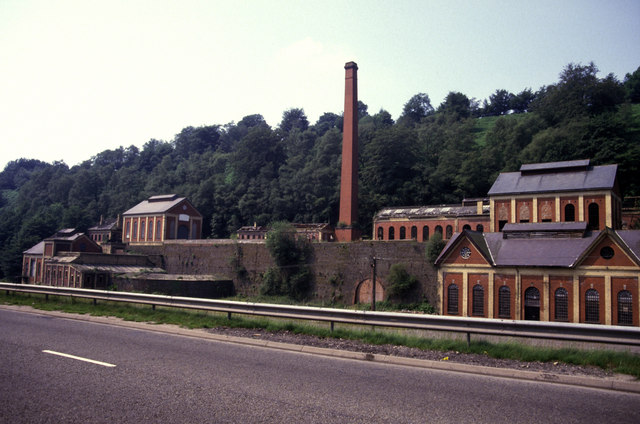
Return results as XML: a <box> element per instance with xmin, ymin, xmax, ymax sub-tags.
<box><xmin>1</xmin><ymin>308</ymin><xmax>639</xmax><ymax>423</ymax></box>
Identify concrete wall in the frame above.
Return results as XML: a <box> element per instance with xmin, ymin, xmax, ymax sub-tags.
<box><xmin>129</xmin><ymin>240</ymin><xmax>439</xmax><ymax>308</ymax></box>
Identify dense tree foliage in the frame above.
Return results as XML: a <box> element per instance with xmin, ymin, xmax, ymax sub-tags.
<box><xmin>1</xmin><ymin>62</ymin><xmax>638</xmax><ymax>281</ymax></box>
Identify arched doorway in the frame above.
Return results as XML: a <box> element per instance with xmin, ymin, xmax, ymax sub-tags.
<box><xmin>588</xmin><ymin>202</ymin><xmax>600</xmax><ymax>230</ymax></box>
<box><xmin>354</xmin><ymin>278</ymin><xmax>385</xmax><ymax>305</ymax></box>
<box><xmin>524</xmin><ymin>287</ymin><xmax>540</xmax><ymax>320</ymax></box>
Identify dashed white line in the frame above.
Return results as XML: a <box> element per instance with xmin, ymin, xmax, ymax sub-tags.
<box><xmin>42</xmin><ymin>350</ymin><xmax>116</xmax><ymax>367</ymax></box>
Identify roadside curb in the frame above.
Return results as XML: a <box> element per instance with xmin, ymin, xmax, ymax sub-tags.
<box><xmin>3</xmin><ymin>304</ymin><xmax>639</xmax><ymax>394</ymax></box>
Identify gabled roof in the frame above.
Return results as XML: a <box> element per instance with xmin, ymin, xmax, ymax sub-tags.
<box><xmin>488</xmin><ymin>160</ymin><xmax>617</xmax><ymax>196</ymax></box>
<box><xmin>88</xmin><ymin>218</ymin><xmax>119</xmax><ymax>231</ymax></box>
<box><xmin>122</xmin><ymin>194</ymin><xmax>194</xmax><ymax>216</ymax></box>
<box><xmin>24</xmin><ymin>241</ymin><xmax>45</xmax><ymax>255</ymax></box>
<box><xmin>436</xmin><ymin>225</ymin><xmax>640</xmax><ymax>268</ymax></box>
<box><xmin>434</xmin><ymin>230</ymin><xmax>493</xmax><ymax>265</ymax></box>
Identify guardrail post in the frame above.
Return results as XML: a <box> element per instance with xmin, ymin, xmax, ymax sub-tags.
<box><xmin>466</xmin><ymin>332</ymin><xmax>471</xmax><ymax>347</ymax></box>
<box><xmin>152</xmin><ymin>304</ymin><xmax>156</xmax><ymax>311</ymax></box>
<box><xmin>227</xmin><ymin>312</ymin><xmax>232</xmax><ymax>320</ymax></box>
<box><xmin>93</xmin><ymin>298</ymin><xmax>97</xmax><ymax>306</ymax></box>
<box><xmin>45</xmin><ymin>294</ymin><xmax>48</xmax><ymax>301</ymax></box>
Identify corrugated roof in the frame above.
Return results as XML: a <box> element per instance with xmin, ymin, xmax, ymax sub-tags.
<box><xmin>123</xmin><ymin>195</ymin><xmax>187</xmax><ymax>215</ymax></box>
<box><xmin>488</xmin><ymin>163</ymin><xmax>617</xmax><ymax>196</ymax></box>
<box><xmin>376</xmin><ymin>204</ymin><xmax>489</xmax><ymax>220</ymax></box>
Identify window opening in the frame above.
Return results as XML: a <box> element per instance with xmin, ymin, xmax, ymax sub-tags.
<box><xmin>565</xmin><ymin>204</ymin><xmax>575</xmax><ymax>222</ymax></box>
<box><xmin>410</xmin><ymin>226</ymin><xmax>417</xmax><ymax>240</ymax></box>
<box><xmin>445</xmin><ymin>225</ymin><xmax>453</xmax><ymax>239</ymax></box>
<box><xmin>447</xmin><ymin>284</ymin><xmax>459</xmax><ymax>315</ymax></box>
<box><xmin>618</xmin><ymin>290</ymin><xmax>633</xmax><ymax>325</ymax></box>
<box><xmin>472</xmin><ymin>285</ymin><xmax>484</xmax><ymax>316</ymax></box>
<box><xmin>388</xmin><ymin>227</ymin><xmax>395</xmax><ymax>240</ymax></box>
<box><xmin>554</xmin><ymin>287</ymin><xmax>569</xmax><ymax>321</ymax></box>
<box><xmin>588</xmin><ymin>202</ymin><xmax>599</xmax><ymax>230</ymax></box>
<box><xmin>498</xmin><ymin>286</ymin><xmax>510</xmax><ymax>318</ymax></box>
<box><xmin>422</xmin><ymin>226</ymin><xmax>429</xmax><ymax>241</ymax></box>
<box><xmin>524</xmin><ymin>287</ymin><xmax>540</xmax><ymax>320</ymax></box>
<box><xmin>377</xmin><ymin>227</ymin><xmax>384</xmax><ymax>240</ymax></box>
<box><xmin>399</xmin><ymin>227</ymin><xmax>406</xmax><ymax>240</ymax></box>
<box><xmin>585</xmin><ymin>289</ymin><xmax>600</xmax><ymax>323</ymax></box>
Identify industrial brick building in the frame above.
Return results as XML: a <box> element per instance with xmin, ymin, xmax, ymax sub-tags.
<box><xmin>122</xmin><ymin>194</ymin><xmax>202</xmax><ymax>244</ymax></box>
<box><xmin>434</xmin><ymin>160</ymin><xmax>638</xmax><ymax>326</ymax></box>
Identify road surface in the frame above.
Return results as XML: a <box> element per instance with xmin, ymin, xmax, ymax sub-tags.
<box><xmin>1</xmin><ymin>308</ymin><xmax>638</xmax><ymax>423</ymax></box>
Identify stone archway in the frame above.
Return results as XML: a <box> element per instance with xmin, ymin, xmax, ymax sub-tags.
<box><xmin>354</xmin><ymin>278</ymin><xmax>385</xmax><ymax>305</ymax></box>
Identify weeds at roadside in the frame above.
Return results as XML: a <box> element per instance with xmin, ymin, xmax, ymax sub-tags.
<box><xmin>2</xmin><ymin>291</ymin><xmax>639</xmax><ymax>378</ymax></box>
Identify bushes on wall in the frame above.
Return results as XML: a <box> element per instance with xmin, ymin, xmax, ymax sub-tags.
<box><xmin>260</xmin><ymin>221</ymin><xmax>313</xmax><ymax>300</ymax></box>
<box><xmin>386</xmin><ymin>263</ymin><xmax>418</xmax><ymax>301</ymax></box>
<box><xmin>426</xmin><ymin>232</ymin><xmax>447</xmax><ymax>263</ymax></box>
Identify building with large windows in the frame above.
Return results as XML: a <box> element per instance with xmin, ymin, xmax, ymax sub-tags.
<box><xmin>122</xmin><ymin>194</ymin><xmax>202</xmax><ymax>245</ymax></box>
<box><xmin>433</xmin><ymin>160</ymin><xmax>638</xmax><ymax>326</ymax></box>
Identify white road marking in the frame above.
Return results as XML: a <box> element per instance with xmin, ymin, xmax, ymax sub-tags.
<box><xmin>42</xmin><ymin>350</ymin><xmax>116</xmax><ymax>367</ymax></box>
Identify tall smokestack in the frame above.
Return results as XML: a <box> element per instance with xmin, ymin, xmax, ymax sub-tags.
<box><xmin>336</xmin><ymin>61</ymin><xmax>360</xmax><ymax>242</ymax></box>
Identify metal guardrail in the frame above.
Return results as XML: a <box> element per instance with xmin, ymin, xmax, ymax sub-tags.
<box><xmin>2</xmin><ymin>282</ymin><xmax>639</xmax><ymax>347</ymax></box>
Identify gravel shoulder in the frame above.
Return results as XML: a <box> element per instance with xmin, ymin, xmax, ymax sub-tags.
<box><xmin>206</xmin><ymin>326</ymin><xmax>622</xmax><ymax>379</ymax></box>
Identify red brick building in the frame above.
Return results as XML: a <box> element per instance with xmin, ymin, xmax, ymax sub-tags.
<box><xmin>436</xmin><ymin>223</ymin><xmax>639</xmax><ymax>326</ymax></box>
<box><xmin>122</xmin><ymin>194</ymin><xmax>202</xmax><ymax>245</ymax></box>
<box><xmin>373</xmin><ymin>199</ymin><xmax>489</xmax><ymax>242</ymax></box>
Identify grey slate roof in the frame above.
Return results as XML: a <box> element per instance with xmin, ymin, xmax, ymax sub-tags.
<box><xmin>24</xmin><ymin>241</ymin><xmax>45</xmax><ymax>255</ymax></box>
<box><xmin>437</xmin><ymin>225</ymin><xmax>640</xmax><ymax>268</ymax></box>
<box><xmin>488</xmin><ymin>162</ymin><xmax>617</xmax><ymax>196</ymax></box>
<box><xmin>122</xmin><ymin>194</ymin><xmax>187</xmax><ymax>216</ymax></box>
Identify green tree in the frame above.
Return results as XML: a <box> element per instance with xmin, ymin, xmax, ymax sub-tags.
<box><xmin>623</xmin><ymin>66</ymin><xmax>640</xmax><ymax>103</ymax></box>
<box><xmin>398</xmin><ymin>93</ymin><xmax>434</xmax><ymax>126</ymax></box>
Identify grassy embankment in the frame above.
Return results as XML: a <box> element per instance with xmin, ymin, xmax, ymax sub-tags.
<box><xmin>2</xmin><ymin>291</ymin><xmax>639</xmax><ymax>378</ymax></box>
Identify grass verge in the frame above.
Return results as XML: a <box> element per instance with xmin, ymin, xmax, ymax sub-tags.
<box><xmin>2</xmin><ymin>291</ymin><xmax>639</xmax><ymax>378</ymax></box>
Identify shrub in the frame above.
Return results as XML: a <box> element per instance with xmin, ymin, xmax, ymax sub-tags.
<box><xmin>386</xmin><ymin>263</ymin><xmax>418</xmax><ymax>300</ymax></box>
<box><xmin>426</xmin><ymin>231</ymin><xmax>447</xmax><ymax>263</ymax></box>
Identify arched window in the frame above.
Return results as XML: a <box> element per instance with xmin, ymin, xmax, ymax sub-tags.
<box><xmin>463</xmin><ymin>224</ymin><xmax>471</xmax><ymax>231</ymax></box>
<box><xmin>125</xmin><ymin>221</ymin><xmax>131</xmax><ymax>240</ymax></box>
<box><xmin>410</xmin><ymin>226</ymin><xmax>417</xmax><ymax>240</ymax></box>
<box><xmin>618</xmin><ymin>290</ymin><xmax>633</xmax><ymax>325</ymax></box>
<box><xmin>498</xmin><ymin>286</ymin><xmax>510</xmax><ymax>318</ymax></box>
<box><xmin>565</xmin><ymin>204</ymin><xmax>575</xmax><ymax>222</ymax></box>
<box><xmin>434</xmin><ymin>225</ymin><xmax>443</xmax><ymax>236</ymax></box>
<box><xmin>148</xmin><ymin>220</ymin><xmax>154</xmax><ymax>240</ymax></box>
<box><xmin>445</xmin><ymin>225</ymin><xmax>453</xmax><ymax>239</ymax></box>
<box><xmin>447</xmin><ymin>284</ymin><xmax>459</xmax><ymax>315</ymax></box>
<box><xmin>472</xmin><ymin>285</ymin><xmax>484</xmax><ymax>316</ymax></box>
<box><xmin>588</xmin><ymin>202</ymin><xmax>600</xmax><ymax>230</ymax></box>
<box><xmin>554</xmin><ymin>288</ymin><xmax>569</xmax><ymax>321</ymax></box>
<box><xmin>422</xmin><ymin>226</ymin><xmax>429</xmax><ymax>241</ymax></box>
<box><xmin>585</xmin><ymin>289</ymin><xmax>600</xmax><ymax>323</ymax></box>
<box><xmin>132</xmin><ymin>221</ymin><xmax>138</xmax><ymax>240</ymax></box>
<box><xmin>156</xmin><ymin>220</ymin><xmax>162</xmax><ymax>241</ymax></box>
<box><xmin>399</xmin><ymin>226</ymin><xmax>406</xmax><ymax>240</ymax></box>
<box><xmin>524</xmin><ymin>287</ymin><xmax>541</xmax><ymax>320</ymax></box>
<box><xmin>140</xmin><ymin>221</ymin><xmax>146</xmax><ymax>241</ymax></box>
<box><xmin>377</xmin><ymin>226</ymin><xmax>384</xmax><ymax>240</ymax></box>
<box><xmin>476</xmin><ymin>224</ymin><xmax>484</xmax><ymax>233</ymax></box>
<box><xmin>388</xmin><ymin>227</ymin><xmax>395</xmax><ymax>240</ymax></box>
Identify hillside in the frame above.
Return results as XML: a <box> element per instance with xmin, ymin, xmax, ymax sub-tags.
<box><xmin>0</xmin><ymin>63</ymin><xmax>639</xmax><ymax>281</ymax></box>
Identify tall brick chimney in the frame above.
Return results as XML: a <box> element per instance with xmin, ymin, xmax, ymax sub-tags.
<box><xmin>335</xmin><ymin>61</ymin><xmax>360</xmax><ymax>242</ymax></box>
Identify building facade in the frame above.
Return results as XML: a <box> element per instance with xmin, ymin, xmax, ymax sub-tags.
<box><xmin>433</xmin><ymin>159</ymin><xmax>638</xmax><ymax>326</ymax></box>
<box><xmin>373</xmin><ymin>199</ymin><xmax>489</xmax><ymax>242</ymax></box>
<box><xmin>122</xmin><ymin>194</ymin><xmax>203</xmax><ymax>245</ymax></box>
<box><xmin>436</xmin><ymin>224</ymin><xmax>639</xmax><ymax>326</ymax></box>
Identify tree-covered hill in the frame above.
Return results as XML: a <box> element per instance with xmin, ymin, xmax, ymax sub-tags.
<box><xmin>1</xmin><ymin>62</ymin><xmax>639</xmax><ymax>281</ymax></box>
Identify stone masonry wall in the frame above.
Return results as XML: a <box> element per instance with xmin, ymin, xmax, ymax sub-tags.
<box><xmin>130</xmin><ymin>240</ymin><xmax>439</xmax><ymax>308</ymax></box>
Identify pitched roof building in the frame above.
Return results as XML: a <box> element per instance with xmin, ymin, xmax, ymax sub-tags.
<box><xmin>122</xmin><ymin>194</ymin><xmax>203</xmax><ymax>244</ymax></box>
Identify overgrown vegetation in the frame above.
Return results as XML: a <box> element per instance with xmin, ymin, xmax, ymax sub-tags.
<box><xmin>425</xmin><ymin>231</ymin><xmax>447</xmax><ymax>263</ymax></box>
<box><xmin>386</xmin><ymin>263</ymin><xmax>418</xmax><ymax>301</ymax></box>
<box><xmin>1</xmin><ymin>63</ymin><xmax>639</xmax><ymax>281</ymax></box>
<box><xmin>2</xmin><ymin>292</ymin><xmax>638</xmax><ymax>378</ymax></box>
<box><xmin>260</xmin><ymin>222</ymin><xmax>313</xmax><ymax>300</ymax></box>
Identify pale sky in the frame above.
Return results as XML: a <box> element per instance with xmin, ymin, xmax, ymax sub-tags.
<box><xmin>1</xmin><ymin>0</ymin><xmax>639</xmax><ymax>170</ymax></box>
